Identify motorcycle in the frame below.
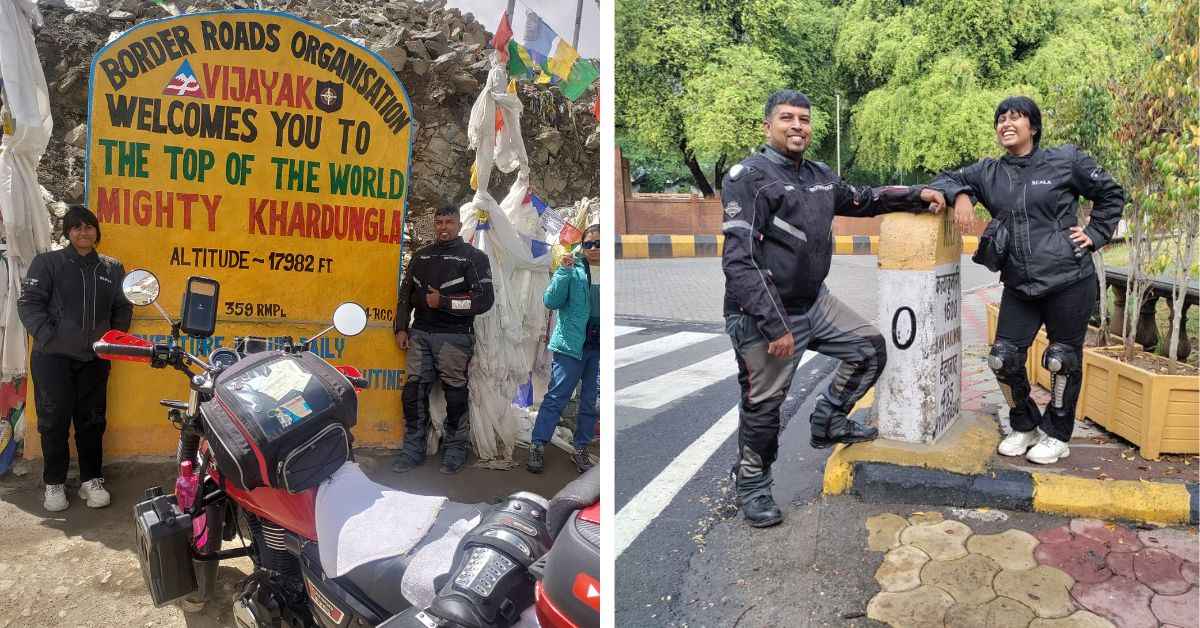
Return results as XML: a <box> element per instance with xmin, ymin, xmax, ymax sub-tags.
<box><xmin>93</xmin><ymin>270</ymin><xmax>599</xmax><ymax>628</ymax></box>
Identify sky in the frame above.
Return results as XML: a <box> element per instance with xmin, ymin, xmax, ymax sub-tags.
<box><xmin>443</xmin><ymin>0</ymin><xmax>600</xmax><ymax>59</ymax></box>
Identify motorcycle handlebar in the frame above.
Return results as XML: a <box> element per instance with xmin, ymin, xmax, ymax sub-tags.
<box><xmin>348</xmin><ymin>376</ymin><xmax>369</xmax><ymax>389</ymax></box>
<box><xmin>92</xmin><ymin>341</ymin><xmax>155</xmax><ymax>358</ymax></box>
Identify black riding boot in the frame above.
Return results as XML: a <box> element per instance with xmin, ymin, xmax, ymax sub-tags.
<box><xmin>733</xmin><ymin>446</ymin><xmax>783</xmax><ymax>528</ymax></box>
<box><xmin>810</xmin><ymin>394</ymin><xmax>878</xmax><ymax>449</ymax></box>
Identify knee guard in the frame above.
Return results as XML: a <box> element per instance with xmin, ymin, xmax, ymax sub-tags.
<box><xmin>1042</xmin><ymin>343</ymin><xmax>1081</xmax><ymax>410</ymax></box>
<box><xmin>426</xmin><ymin>493</ymin><xmax>553</xmax><ymax>628</ymax></box>
<box><xmin>988</xmin><ymin>341</ymin><xmax>1029</xmax><ymax>409</ymax></box>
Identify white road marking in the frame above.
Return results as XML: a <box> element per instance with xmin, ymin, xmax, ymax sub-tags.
<box><xmin>616</xmin><ymin>351</ymin><xmax>736</xmax><ymax>409</ymax></box>
<box><xmin>615</xmin><ymin>325</ymin><xmax>644</xmax><ymax>337</ymax></box>
<box><xmin>616</xmin><ymin>351</ymin><xmax>817</xmax><ymax>556</ymax></box>
<box><xmin>615</xmin><ymin>331</ymin><xmax>720</xmax><ymax>369</ymax></box>
<box><xmin>616</xmin><ymin>404</ymin><xmax>739</xmax><ymax>557</ymax></box>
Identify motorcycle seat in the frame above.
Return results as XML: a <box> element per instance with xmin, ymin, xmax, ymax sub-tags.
<box><xmin>335</xmin><ymin>500</ymin><xmax>483</xmax><ymax>616</ymax></box>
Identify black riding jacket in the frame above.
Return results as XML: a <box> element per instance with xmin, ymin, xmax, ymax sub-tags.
<box><xmin>394</xmin><ymin>236</ymin><xmax>494</xmax><ymax>335</ymax></box>
<box><xmin>18</xmin><ymin>247</ymin><xmax>133</xmax><ymax>361</ymax></box>
<box><xmin>721</xmin><ymin>145</ymin><xmax>934</xmax><ymax>342</ymax></box>
<box><xmin>930</xmin><ymin>145</ymin><xmax>1125</xmax><ymax>299</ymax></box>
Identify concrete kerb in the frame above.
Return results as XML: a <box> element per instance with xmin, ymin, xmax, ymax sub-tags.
<box><xmin>823</xmin><ymin>393</ymin><xmax>1200</xmax><ymax>526</ymax></box>
<box><xmin>615</xmin><ymin>235</ymin><xmax>980</xmax><ymax>259</ymax></box>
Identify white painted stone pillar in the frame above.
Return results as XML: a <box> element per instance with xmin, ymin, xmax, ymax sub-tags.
<box><xmin>875</xmin><ymin>211</ymin><xmax>963</xmax><ymax>444</ymax></box>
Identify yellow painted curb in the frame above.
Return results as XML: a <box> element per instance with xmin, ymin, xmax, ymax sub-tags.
<box><xmin>823</xmin><ymin>389</ymin><xmax>874</xmax><ymax>496</ymax></box>
<box><xmin>1032</xmin><ymin>473</ymin><xmax>1193</xmax><ymax>525</ymax></box>
<box><xmin>621</xmin><ymin>234</ymin><xmax>649</xmax><ymax>259</ymax></box>
<box><xmin>822</xmin><ymin>390</ymin><xmax>1003</xmax><ymax>496</ymax></box>
<box><xmin>669</xmin><ymin>235</ymin><xmax>695</xmax><ymax>258</ymax></box>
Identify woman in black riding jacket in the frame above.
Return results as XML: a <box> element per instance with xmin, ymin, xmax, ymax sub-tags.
<box><xmin>931</xmin><ymin>96</ymin><xmax>1125</xmax><ymax>465</ymax></box>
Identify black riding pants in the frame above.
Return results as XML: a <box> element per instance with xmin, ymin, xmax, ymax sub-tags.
<box><xmin>995</xmin><ymin>277</ymin><xmax>1097</xmax><ymax>441</ymax></box>
<box><xmin>31</xmin><ymin>352</ymin><xmax>111</xmax><ymax>485</ymax></box>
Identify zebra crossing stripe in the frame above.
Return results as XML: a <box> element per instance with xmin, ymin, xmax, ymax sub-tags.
<box><xmin>616</xmin><ymin>405</ymin><xmax>740</xmax><ymax>557</ymax></box>
<box><xmin>615</xmin><ymin>325</ymin><xmax>644</xmax><ymax>337</ymax></box>
<box><xmin>615</xmin><ymin>331</ymin><xmax>720</xmax><ymax>369</ymax></box>
<box><xmin>616</xmin><ymin>351</ymin><xmax>736</xmax><ymax>410</ymax></box>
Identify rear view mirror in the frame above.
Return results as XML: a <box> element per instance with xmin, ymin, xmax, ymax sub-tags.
<box><xmin>333</xmin><ymin>303</ymin><xmax>367</xmax><ymax>337</ymax></box>
<box><xmin>180</xmin><ymin>276</ymin><xmax>220</xmax><ymax>338</ymax></box>
<box><xmin>122</xmin><ymin>269</ymin><xmax>160</xmax><ymax>306</ymax></box>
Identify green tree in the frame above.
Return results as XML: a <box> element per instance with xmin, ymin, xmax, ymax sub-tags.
<box><xmin>616</xmin><ymin>0</ymin><xmax>842</xmax><ymax>195</ymax></box>
<box><xmin>836</xmin><ymin>0</ymin><xmax>1141</xmax><ymax>177</ymax></box>
<box><xmin>1110</xmin><ymin>0</ymin><xmax>1199</xmax><ymax>369</ymax></box>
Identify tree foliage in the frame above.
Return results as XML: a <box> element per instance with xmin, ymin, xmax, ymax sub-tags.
<box><xmin>839</xmin><ymin>0</ymin><xmax>1141</xmax><ymax>176</ymax></box>
<box><xmin>1110</xmin><ymin>0</ymin><xmax>1199</xmax><ymax>367</ymax></box>
<box><xmin>616</xmin><ymin>0</ymin><xmax>841</xmax><ymax>194</ymax></box>
<box><xmin>617</xmin><ymin>0</ymin><xmax>1155</xmax><ymax>192</ymax></box>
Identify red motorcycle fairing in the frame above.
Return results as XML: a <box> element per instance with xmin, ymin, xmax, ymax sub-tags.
<box><xmin>534</xmin><ymin>507</ymin><xmax>600</xmax><ymax>628</ymax></box>
<box><xmin>534</xmin><ymin>581</ymin><xmax>575</xmax><ymax>628</ymax></box>
<box><xmin>210</xmin><ymin>464</ymin><xmax>319</xmax><ymax>540</ymax></box>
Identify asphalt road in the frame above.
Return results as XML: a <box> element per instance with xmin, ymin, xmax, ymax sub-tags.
<box><xmin>613</xmin><ymin>255</ymin><xmax>997</xmax><ymax>626</ymax></box>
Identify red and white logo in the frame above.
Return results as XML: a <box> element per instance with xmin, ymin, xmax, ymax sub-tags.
<box><xmin>572</xmin><ymin>573</ymin><xmax>600</xmax><ymax>611</ymax></box>
<box><xmin>162</xmin><ymin>60</ymin><xmax>205</xmax><ymax>98</ymax></box>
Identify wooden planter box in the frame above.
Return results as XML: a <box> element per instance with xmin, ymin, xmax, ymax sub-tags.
<box><xmin>1080</xmin><ymin>346</ymin><xmax>1200</xmax><ymax>460</ymax></box>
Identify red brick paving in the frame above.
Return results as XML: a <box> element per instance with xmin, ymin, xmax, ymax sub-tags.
<box><xmin>1138</xmin><ymin>528</ymin><xmax>1200</xmax><ymax>563</ymax></box>
<box><xmin>1133</xmin><ymin>548</ymin><xmax>1191</xmax><ymax>595</ymax></box>
<box><xmin>1072</xmin><ymin>575</ymin><xmax>1159</xmax><ymax>628</ymax></box>
<box><xmin>1034</xmin><ymin>521</ymin><xmax>1200</xmax><ymax>627</ymax></box>
<box><xmin>1071</xmin><ymin>519</ymin><xmax>1143</xmax><ymax>553</ymax></box>
<box><xmin>1109</xmin><ymin>550</ymin><xmax>1135</xmax><ymax>578</ymax></box>
<box><xmin>1036</xmin><ymin>533</ymin><xmax>1113</xmax><ymax>584</ymax></box>
<box><xmin>1150</xmin><ymin>588</ymin><xmax>1200</xmax><ymax>626</ymax></box>
<box><xmin>1035</xmin><ymin>526</ymin><xmax>1074</xmax><ymax>545</ymax></box>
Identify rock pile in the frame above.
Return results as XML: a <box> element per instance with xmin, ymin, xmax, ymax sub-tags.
<box><xmin>28</xmin><ymin>0</ymin><xmax>599</xmax><ymax>244</ymax></box>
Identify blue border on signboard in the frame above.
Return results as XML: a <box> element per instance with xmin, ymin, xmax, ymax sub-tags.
<box><xmin>84</xmin><ymin>9</ymin><xmax>419</xmax><ymax>286</ymax></box>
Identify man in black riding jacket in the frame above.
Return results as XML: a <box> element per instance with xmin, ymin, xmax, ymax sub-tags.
<box><xmin>392</xmin><ymin>206</ymin><xmax>494</xmax><ymax>475</ymax></box>
<box><xmin>722</xmin><ymin>90</ymin><xmax>947</xmax><ymax>528</ymax></box>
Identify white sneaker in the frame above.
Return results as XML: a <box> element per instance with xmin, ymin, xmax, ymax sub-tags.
<box><xmin>1026</xmin><ymin>435</ymin><xmax>1070</xmax><ymax>464</ymax></box>
<box><xmin>997</xmin><ymin>429</ymin><xmax>1042</xmax><ymax>457</ymax></box>
<box><xmin>44</xmin><ymin>484</ymin><xmax>68</xmax><ymax>512</ymax></box>
<box><xmin>78</xmin><ymin>478</ymin><xmax>111</xmax><ymax>508</ymax></box>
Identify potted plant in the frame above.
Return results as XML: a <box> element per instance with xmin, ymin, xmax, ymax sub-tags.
<box><xmin>1079</xmin><ymin>0</ymin><xmax>1199</xmax><ymax>460</ymax></box>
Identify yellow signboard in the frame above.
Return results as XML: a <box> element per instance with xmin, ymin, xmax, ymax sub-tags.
<box><xmin>88</xmin><ymin>10</ymin><xmax>412</xmax><ymax>321</ymax></box>
<box><xmin>40</xmin><ymin>10</ymin><xmax>417</xmax><ymax>455</ymax></box>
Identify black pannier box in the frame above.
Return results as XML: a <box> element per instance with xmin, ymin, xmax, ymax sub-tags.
<box><xmin>133</xmin><ymin>489</ymin><xmax>197</xmax><ymax>606</ymax></box>
<box><xmin>203</xmin><ymin>351</ymin><xmax>357</xmax><ymax>493</ymax></box>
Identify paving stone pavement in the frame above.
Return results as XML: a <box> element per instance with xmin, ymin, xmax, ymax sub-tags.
<box><xmin>865</xmin><ymin>512</ymin><xmax>1200</xmax><ymax>627</ymax></box>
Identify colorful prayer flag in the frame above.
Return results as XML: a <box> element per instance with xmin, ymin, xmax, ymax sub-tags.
<box><xmin>559</xmin><ymin>222</ymin><xmax>583</xmax><ymax>245</ymax></box>
<box><xmin>492</xmin><ymin>12</ymin><xmax>514</xmax><ymax>62</ymax></box>
<box><xmin>559</xmin><ymin>57</ymin><xmax>599</xmax><ymax>101</ymax></box>
<box><xmin>492</xmin><ymin>10</ymin><xmax>598</xmax><ymax>101</ymax></box>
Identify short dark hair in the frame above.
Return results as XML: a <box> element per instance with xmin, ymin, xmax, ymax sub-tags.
<box><xmin>62</xmin><ymin>205</ymin><xmax>101</xmax><ymax>244</ymax></box>
<box><xmin>435</xmin><ymin>206</ymin><xmax>460</xmax><ymax>218</ymax></box>
<box><xmin>994</xmin><ymin>96</ymin><xmax>1043</xmax><ymax>147</ymax></box>
<box><xmin>764</xmin><ymin>90</ymin><xmax>812</xmax><ymax>120</ymax></box>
